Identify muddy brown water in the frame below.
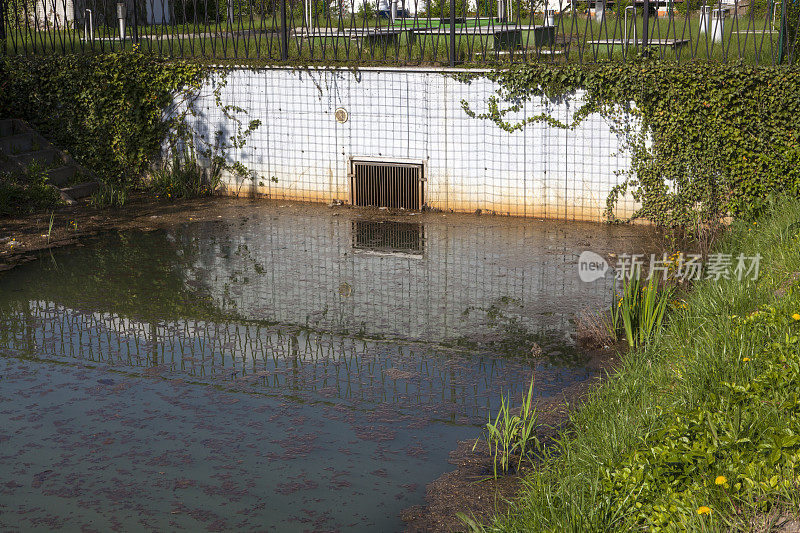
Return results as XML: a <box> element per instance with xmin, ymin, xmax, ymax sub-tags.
<box><xmin>0</xmin><ymin>203</ymin><xmax>663</xmax><ymax>531</ymax></box>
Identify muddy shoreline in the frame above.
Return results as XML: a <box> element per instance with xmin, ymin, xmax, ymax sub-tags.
<box><xmin>0</xmin><ymin>195</ymin><xmax>664</xmax><ymax>272</ymax></box>
<box><xmin>0</xmin><ymin>196</ymin><xmax>266</xmax><ymax>270</ymax></box>
<box><xmin>1</xmin><ymin>196</ymin><xmax>627</xmax><ymax>531</ymax></box>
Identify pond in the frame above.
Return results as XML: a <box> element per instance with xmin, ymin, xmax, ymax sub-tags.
<box><xmin>0</xmin><ymin>203</ymin><xmax>662</xmax><ymax>531</ymax></box>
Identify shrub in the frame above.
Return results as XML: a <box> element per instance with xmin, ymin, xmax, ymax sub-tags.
<box><xmin>0</xmin><ymin>53</ymin><xmax>207</xmax><ymax>199</ymax></box>
<box><xmin>172</xmin><ymin>0</ymin><xmax>229</xmax><ymax>24</ymax></box>
<box><xmin>459</xmin><ymin>62</ymin><xmax>800</xmax><ymax>233</ymax></box>
<box><xmin>423</xmin><ymin>0</ymin><xmax>469</xmax><ymax>18</ymax></box>
<box><xmin>148</xmin><ymin>147</ymin><xmax>222</xmax><ymax>200</ymax></box>
<box><xmin>1</xmin><ymin>53</ymin><xmax>260</xmax><ymax>207</ymax></box>
<box><xmin>0</xmin><ymin>162</ymin><xmax>63</xmax><ymax>217</ymax></box>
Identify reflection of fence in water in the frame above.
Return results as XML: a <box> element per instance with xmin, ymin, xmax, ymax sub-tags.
<box><xmin>0</xmin><ymin>300</ymin><xmax>591</xmax><ymax>420</ymax></box>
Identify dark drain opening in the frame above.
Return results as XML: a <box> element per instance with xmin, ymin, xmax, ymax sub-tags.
<box><xmin>350</xmin><ymin>160</ymin><xmax>424</xmax><ymax>210</ymax></box>
<box><xmin>352</xmin><ymin>220</ymin><xmax>424</xmax><ymax>255</ymax></box>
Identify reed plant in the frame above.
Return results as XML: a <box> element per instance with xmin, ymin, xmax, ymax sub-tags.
<box><xmin>614</xmin><ymin>271</ymin><xmax>673</xmax><ymax>349</ymax></box>
<box><xmin>475</xmin><ymin>377</ymin><xmax>540</xmax><ymax>478</ymax></box>
<box><xmin>149</xmin><ymin>146</ymin><xmax>221</xmax><ymax>200</ymax></box>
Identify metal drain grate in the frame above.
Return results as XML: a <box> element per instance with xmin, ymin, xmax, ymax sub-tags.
<box><xmin>350</xmin><ymin>160</ymin><xmax>424</xmax><ymax>210</ymax></box>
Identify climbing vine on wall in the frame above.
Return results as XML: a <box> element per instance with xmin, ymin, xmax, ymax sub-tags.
<box><xmin>0</xmin><ymin>51</ymin><xmax>260</xmax><ymax>205</ymax></box>
<box><xmin>458</xmin><ymin>60</ymin><xmax>800</xmax><ymax>231</ymax></box>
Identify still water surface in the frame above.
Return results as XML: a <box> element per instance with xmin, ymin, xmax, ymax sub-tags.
<box><xmin>0</xmin><ymin>204</ymin><xmax>661</xmax><ymax>531</ymax></box>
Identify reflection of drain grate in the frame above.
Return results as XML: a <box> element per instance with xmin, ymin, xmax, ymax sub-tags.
<box><xmin>350</xmin><ymin>160</ymin><xmax>423</xmax><ymax>210</ymax></box>
<box><xmin>352</xmin><ymin>220</ymin><xmax>424</xmax><ymax>255</ymax></box>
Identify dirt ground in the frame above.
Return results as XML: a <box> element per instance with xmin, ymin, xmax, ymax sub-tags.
<box><xmin>0</xmin><ymin>194</ymin><xmax>665</xmax><ymax>273</ymax></box>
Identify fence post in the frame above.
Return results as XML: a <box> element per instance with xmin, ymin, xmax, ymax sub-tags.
<box><xmin>132</xmin><ymin>0</ymin><xmax>139</xmax><ymax>43</ymax></box>
<box><xmin>642</xmin><ymin>0</ymin><xmax>650</xmax><ymax>49</ymax></box>
<box><xmin>0</xmin><ymin>0</ymin><xmax>6</xmax><ymax>52</ymax></box>
<box><xmin>778</xmin><ymin>0</ymin><xmax>788</xmax><ymax>63</ymax></box>
<box><xmin>449</xmin><ymin>0</ymin><xmax>456</xmax><ymax>66</ymax></box>
<box><xmin>280</xmin><ymin>0</ymin><xmax>289</xmax><ymax>61</ymax></box>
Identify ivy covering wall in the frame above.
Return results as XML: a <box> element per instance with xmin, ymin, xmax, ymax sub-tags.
<box><xmin>0</xmin><ymin>52</ymin><xmax>208</xmax><ymax>197</ymax></box>
<box><xmin>460</xmin><ymin>60</ymin><xmax>800</xmax><ymax>230</ymax></box>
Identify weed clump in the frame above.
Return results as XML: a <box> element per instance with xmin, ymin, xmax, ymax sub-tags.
<box><xmin>475</xmin><ymin>378</ymin><xmax>540</xmax><ymax>478</ymax></box>
<box><xmin>0</xmin><ymin>162</ymin><xmax>63</xmax><ymax>217</ymax></box>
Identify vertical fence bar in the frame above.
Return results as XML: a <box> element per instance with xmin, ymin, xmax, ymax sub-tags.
<box><xmin>132</xmin><ymin>0</ymin><xmax>139</xmax><ymax>45</ymax></box>
<box><xmin>642</xmin><ymin>0</ymin><xmax>650</xmax><ymax>49</ymax></box>
<box><xmin>280</xmin><ymin>0</ymin><xmax>289</xmax><ymax>60</ymax></box>
<box><xmin>449</xmin><ymin>0</ymin><xmax>455</xmax><ymax>66</ymax></box>
<box><xmin>0</xmin><ymin>0</ymin><xmax>6</xmax><ymax>54</ymax></box>
<box><xmin>778</xmin><ymin>0</ymin><xmax>788</xmax><ymax>62</ymax></box>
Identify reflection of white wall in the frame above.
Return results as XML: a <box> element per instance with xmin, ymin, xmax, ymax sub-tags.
<box><xmin>183</xmin><ymin>68</ymin><xmax>638</xmax><ymax>222</ymax></box>
<box><xmin>177</xmin><ymin>212</ymin><xmax>626</xmax><ymax>343</ymax></box>
<box><xmin>36</xmin><ymin>0</ymin><xmax>77</xmax><ymax>25</ymax></box>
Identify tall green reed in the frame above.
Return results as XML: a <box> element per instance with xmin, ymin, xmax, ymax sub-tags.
<box><xmin>474</xmin><ymin>376</ymin><xmax>540</xmax><ymax>478</ymax></box>
<box><xmin>616</xmin><ymin>270</ymin><xmax>673</xmax><ymax>349</ymax></box>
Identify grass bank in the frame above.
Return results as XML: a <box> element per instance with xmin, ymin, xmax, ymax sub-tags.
<box><xmin>483</xmin><ymin>199</ymin><xmax>800</xmax><ymax>531</ymax></box>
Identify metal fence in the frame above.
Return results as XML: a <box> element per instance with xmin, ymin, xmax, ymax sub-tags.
<box><xmin>2</xmin><ymin>0</ymin><xmax>799</xmax><ymax>64</ymax></box>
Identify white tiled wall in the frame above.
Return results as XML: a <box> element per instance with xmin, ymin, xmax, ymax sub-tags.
<box><xmin>184</xmin><ymin>67</ymin><xmax>637</xmax><ymax>221</ymax></box>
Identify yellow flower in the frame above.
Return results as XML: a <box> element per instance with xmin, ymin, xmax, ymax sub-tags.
<box><xmin>743</xmin><ymin>358</ymin><xmax>750</xmax><ymax>362</ymax></box>
<box><xmin>792</xmin><ymin>313</ymin><xmax>800</xmax><ymax>321</ymax></box>
<box><xmin>697</xmin><ymin>506</ymin><xmax>712</xmax><ymax>515</ymax></box>
<box><xmin>715</xmin><ymin>475</ymin><xmax>727</xmax><ymax>485</ymax></box>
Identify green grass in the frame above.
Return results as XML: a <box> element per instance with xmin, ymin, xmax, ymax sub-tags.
<box><xmin>479</xmin><ymin>199</ymin><xmax>800</xmax><ymax>531</ymax></box>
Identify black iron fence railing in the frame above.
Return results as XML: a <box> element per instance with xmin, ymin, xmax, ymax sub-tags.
<box><xmin>2</xmin><ymin>0</ymin><xmax>799</xmax><ymax>64</ymax></box>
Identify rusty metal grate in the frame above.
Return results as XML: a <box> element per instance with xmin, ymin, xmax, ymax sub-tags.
<box><xmin>350</xmin><ymin>160</ymin><xmax>423</xmax><ymax>211</ymax></box>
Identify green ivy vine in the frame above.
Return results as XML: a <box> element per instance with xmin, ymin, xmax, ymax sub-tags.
<box><xmin>457</xmin><ymin>59</ymin><xmax>800</xmax><ymax>231</ymax></box>
<box><xmin>0</xmin><ymin>52</ymin><xmax>260</xmax><ymax>205</ymax></box>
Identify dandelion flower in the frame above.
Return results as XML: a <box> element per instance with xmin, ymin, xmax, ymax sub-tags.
<box><xmin>743</xmin><ymin>358</ymin><xmax>750</xmax><ymax>362</ymax></box>
<box><xmin>715</xmin><ymin>475</ymin><xmax>727</xmax><ymax>485</ymax></box>
<box><xmin>697</xmin><ymin>506</ymin><xmax>712</xmax><ymax>515</ymax></box>
<box><xmin>793</xmin><ymin>313</ymin><xmax>800</xmax><ymax>321</ymax></box>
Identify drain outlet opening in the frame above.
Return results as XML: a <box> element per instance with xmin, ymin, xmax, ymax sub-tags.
<box><xmin>350</xmin><ymin>160</ymin><xmax>424</xmax><ymax>210</ymax></box>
